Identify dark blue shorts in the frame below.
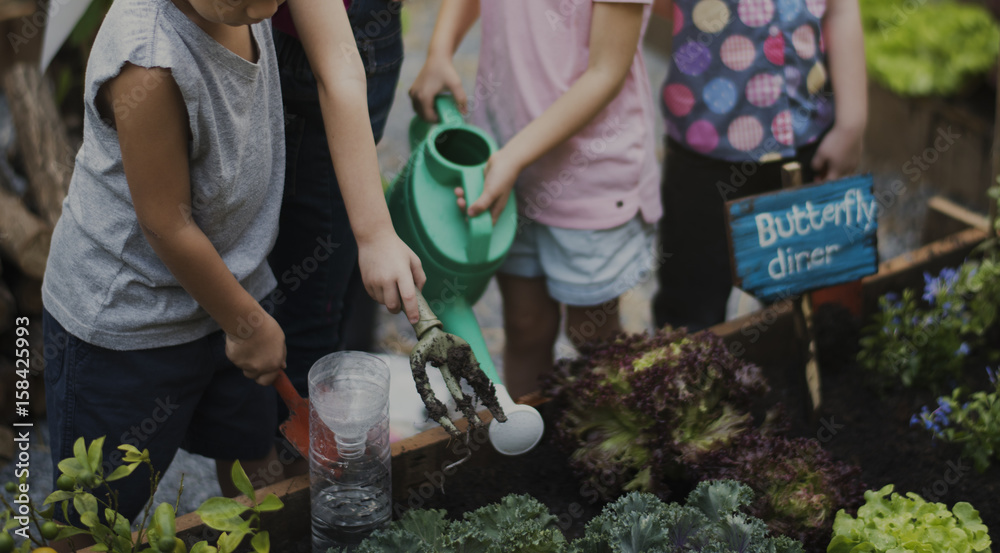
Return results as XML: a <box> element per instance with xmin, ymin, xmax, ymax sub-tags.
<box><xmin>43</xmin><ymin>309</ymin><xmax>276</xmax><ymax>520</ymax></box>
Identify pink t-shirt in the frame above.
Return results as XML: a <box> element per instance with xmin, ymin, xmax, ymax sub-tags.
<box><xmin>471</xmin><ymin>0</ymin><xmax>661</xmax><ymax>230</ymax></box>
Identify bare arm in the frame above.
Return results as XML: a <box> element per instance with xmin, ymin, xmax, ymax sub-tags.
<box><xmin>812</xmin><ymin>0</ymin><xmax>867</xmax><ymax>180</ymax></box>
<box><xmin>110</xmin><ymin>64</ymin><xmax>284</xmax><ymax>385</ymax></box>
<box><xmin>408</xmin><ymin>0</ymin><xmax>481</xmax><ymax>120</ymax></box>
<box><xmin>287</xmin><ymin>0</ymin><xmax>426</xmax><ymax>322</ymax></box>
<box><xmin>464</xmin><ymin>2</ymin><xmax>647</xmax><ymax>221</ymax></box>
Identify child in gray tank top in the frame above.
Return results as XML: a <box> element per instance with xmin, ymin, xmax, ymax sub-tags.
<box><xmin>41</xmin><ymin>0</ymin><xmax>424</xmax><ymax>532</ymax></box>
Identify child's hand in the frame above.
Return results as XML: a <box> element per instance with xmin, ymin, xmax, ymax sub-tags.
<box><xmin>409</xmin><ymin>54</ymin><xmax>467</xmax><ymax>122</ymax></box>
<box><xmin>811</xmin><ymin>124</ymin><xmax>864</xmax><ymax>181</ymax></box>
<box><xmin>457</xmin><ymin>150</ymin><xmax>522</xmax><ymax>224</ymax></box>
<box><xmin>225</xmin><ymin>312</ymin><xmax>286</xmax><ymax>386</ymax></box>
<box><xmin>357</xmin><ymin>232</ymin><xmax>427</xmax><ymax>323</ymax></box>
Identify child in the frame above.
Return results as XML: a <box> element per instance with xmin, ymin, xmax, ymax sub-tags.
<box><xmin>650</xmin><ymin>0</ymin><xmax>867</xmax><ymax>331</ymax></box>
<box><xmin>266</xmin><ymin>0</ymin><xmax>409</xmax><ymax>480</ymax></box>
<box><xmin>42</xmin><ymin>0</ymin><xmax>422</xmax><ymax>522</ymax></box>
<box><xmin>410</xmin><ymin>0</ymin><xmax>662</xmax><ymax>398</ymax></box>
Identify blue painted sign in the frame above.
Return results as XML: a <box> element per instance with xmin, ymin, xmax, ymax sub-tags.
<box><xmin>725</xmin><ymin>174</ymin><xmax>879</xmax><ymax>303</ymax></box>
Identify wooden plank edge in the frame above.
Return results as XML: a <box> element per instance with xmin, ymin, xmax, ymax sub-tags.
<box><xmin>926</xmin><ymin>195</ymin><xmax>991</xmax><ymax>232</ymax></box>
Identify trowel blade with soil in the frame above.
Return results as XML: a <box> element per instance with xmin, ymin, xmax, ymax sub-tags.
<box><xmin>272</xmin><ymin>371</ymin><xmax>311</xmax><ymax>458</ymax></box>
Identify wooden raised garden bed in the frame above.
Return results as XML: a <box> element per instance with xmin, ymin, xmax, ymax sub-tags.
<box><xmin>87</xmin><ymin>223</ymin><xmax>994</xmax><ymax>553</ymax></box>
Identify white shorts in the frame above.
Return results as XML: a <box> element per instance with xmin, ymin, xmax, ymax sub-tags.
<box><xmin>498</xmin><ymin>216</ymin><xmax>657</xmax><ymax>306</ymax></box>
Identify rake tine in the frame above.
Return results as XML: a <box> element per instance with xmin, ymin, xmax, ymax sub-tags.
<box><xmin>410</xmin><ymin>346</ymin><xmax>460</xmax><ymax>436</ymax></box>
<box><xmin>439</xmin><ymin>363</ymin><xmax>483</xmax><ymax>429</ymax></box>
<box><xmin>452</xmin><ymin>348</ymin><xmax>506</xmax><ymax>423</ymax></box>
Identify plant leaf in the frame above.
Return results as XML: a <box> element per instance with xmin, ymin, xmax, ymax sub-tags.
<box><xmin>256</xmin><ymin>495</ymin><xmax>283</xmax><ymax>513</ymax></box>
<box><xmin>251</xmin><ymin>531</ymin><xmax>269</xmax><ymax>553</ymax></box>
<box><xmin>196</xmin><ymin>497</ymin><xmax>249</xmax><ymax>532</ymax></box>
<box><xmin>87</xmin><ymin>436</ymin><xmax>106</xmax><ymax>475</ymax></box>
<box><xmin>73</xmin><ymin>438</ymin><xmax>90</xmax><ymax>471</ymax></box>
<box><xmin>106</xmin><ymin>463</ymin><xmax>139</xmax><ymax>482</ymax></box>
<box><xmin>74</xmin><ymin>493</ymin><xmax>98</xmax><ymax>518</ymax></box>
<box><xmin>230</xmin><ymin>461</ymin><xmax>255</xmax><ymax>502</ymax></box>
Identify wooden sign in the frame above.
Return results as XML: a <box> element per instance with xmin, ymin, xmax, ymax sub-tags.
<box><xmin>725</xmin><ymin>174</ymin><xmax>879</xmax><ymax>303</ymax></box>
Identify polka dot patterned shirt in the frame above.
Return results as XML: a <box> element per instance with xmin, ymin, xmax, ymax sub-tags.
<box><xmin>663</xmin><ymin>0</ymin><xmax>835</xmax><ymax>162</ymax></box>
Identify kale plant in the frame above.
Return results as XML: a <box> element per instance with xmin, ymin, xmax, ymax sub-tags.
<box><xmin>349</xmin><ymin>494</ymin><xmax>567</xmax><ymax>553</ymax></box>
<box><xmin>573</xmin><ymin>480</ymin><xmax>803</xmax><ymax>553</ymax></box>
<box><xmin>828</xmin><ymin>484</ymin><xmax>991</xmax><ymax>553</ymax></box>
<box><xmin>543</xmin><ymin>327</ymin><xmax>769</xmax><ymax>499</ymax></box>
<box><xmin>349</xmin><ymin>481</ymin><xmax>805</xmax><ymax>553</ymax></box>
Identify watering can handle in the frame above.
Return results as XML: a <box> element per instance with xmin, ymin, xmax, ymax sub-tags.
<box><xmin>461</xmin><ymin>167</ymin><xmax>493</xmax><ymax>264</ymax></box>
<box><xmin>434</xmin><ymin>95</ymin><xmax>465</xmax><ymax>127</ymax></box>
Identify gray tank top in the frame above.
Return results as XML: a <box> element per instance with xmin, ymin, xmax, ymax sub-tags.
<box><xmin>42</xmin><ymin>0</ymin><xmax>285</xmax><ymax>350</ymax></box>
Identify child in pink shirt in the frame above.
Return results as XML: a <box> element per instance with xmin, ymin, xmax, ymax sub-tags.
<box><xmin>410</xmin><ymin>0</ymin><xmax>662</xmax><ymax>397</ymax></box>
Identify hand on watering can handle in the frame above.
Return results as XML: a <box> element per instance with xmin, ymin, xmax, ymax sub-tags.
<box><xmin>456</xmin><ymin>149</ymin><xmax>521</xmax><ymax>225</ymax></box>
<box><xmin>409</xmin><ymin>58</ymin><xmax>468</xmax><ymax>123</ymax></box>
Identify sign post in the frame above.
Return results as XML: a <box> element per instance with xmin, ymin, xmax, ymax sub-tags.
<box><xmin>725</xmin><ymin>167</ymin><xmax>879</xmax><ymax>412</ymax></box>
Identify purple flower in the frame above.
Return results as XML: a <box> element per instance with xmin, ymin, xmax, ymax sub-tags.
<box><xmin>909</xmin><ymin>414</ymin><xmax>920</xmax><ymax>426</ymax></box>
<box><xmin>987</xmin><ymin>367</ymin><xmax>998</xmax><ymax>385</ymax></box>
<box><xmin>937</xmin><ymin>397</ymin><xmax>952</xmax><ymax>414</ymax></box>
<box><xmin>923</xmin><ymin>267</ymin><xmax>960</xmax><ymax>304</ymax></box>
<box><xmin>957</xmin><ymin>342</ymin><xmax>970</xmax><ymax>356</ymax></box>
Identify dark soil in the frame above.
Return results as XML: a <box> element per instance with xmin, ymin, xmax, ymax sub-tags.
<box><xmin>417</xmin><ymin>402</ymin><xmax>608</xmax><ymax>540</ymax></box>
<box><xmin>422</xmin><ymin>303</ymin><xmax>1000</xmax><ymax>547</ymax></box>
<box><xmin>778</xmin><ymin>304</ymin><xmax>1000</xmax><ymax>531</ymax></box>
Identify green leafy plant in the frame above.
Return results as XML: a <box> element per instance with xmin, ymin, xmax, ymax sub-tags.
<box><xmin>350</xmin><ymin>481</ymin><xmax>804</xmax><ymax>553</ymax></box>
<box><xmin>543</xmin><ymin>327</ymin><xmax>770</xmax><ymax>500</ymax></box>
<box><xmin>860</xmin><ymin>0</ymin><xmax>1000</xmax><ymax>96</ymax></box>
<box><xmin>349</xmin><ymin>494</ymin><xmax>567</xmax><ymax>553</ymax></box>
<box><xmin>913</xmin><ymin>367</ymin><xmax>1000</xmax><ymax>473</ymax></box>
<box><xmin>0</xmin><ymin>437</ymin><xmax>282</xmax><ymax>553</ymax></box>
<box><xmin>573</xmin><ymin>480</ymin><xmax>803</xmax><ymax>553</ymax></box>
<box><xmin>858</xmin><ymin>255</ymin><xmax>1000</xmax><ymax>389</ymax></box>
<box><xmin>828</xmin><ymin>484</ymin><xmax>991</xmax><ymax>553</ymax></box>
<box><xmin>692</xmin><ymin>432</ymin><xmax>865</xmax><ymax>551</ymax></box>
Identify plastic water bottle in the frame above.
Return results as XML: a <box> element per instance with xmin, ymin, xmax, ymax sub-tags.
<box><xmin>308</xmin><ymin>352</ymin><xmax>391</xmax><ymax>552</ymax></box>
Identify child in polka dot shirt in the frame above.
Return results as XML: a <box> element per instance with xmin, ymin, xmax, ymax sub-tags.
<box><xmin>651</xmin><ymin>0</ymin><xmax>866</xmax><ymax>330</ymax></box>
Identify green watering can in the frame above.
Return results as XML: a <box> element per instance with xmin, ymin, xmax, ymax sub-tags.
<box><xmin>386</xmin><ymin>96</ymin><xmax>544</xmax><ymax>455</ymax></box>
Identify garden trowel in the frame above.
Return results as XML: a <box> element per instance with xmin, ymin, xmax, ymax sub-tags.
<box><xmin>272</xmin><ymin>371</ymin><xmax>311</xmax><ymax>458</ymax></box>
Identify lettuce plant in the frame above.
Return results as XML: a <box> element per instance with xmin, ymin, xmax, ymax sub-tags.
<box><xmin>913</xmin><ymin>367</ymin><xmax>1000</xmax><ymax>473</ymax></box>
<box><xmin>828</xmin><ymin>484</ymin><xmax>991</xmax><ymax>553</ymax></box>
<box><xmin>350</xmin><ymin>481</ymin><xmax>805</xmax><ymax>553</ymax></box>
<box><xmin>693</xmin><ymin>432</ymin><xmax>865</xmax><ymax>552</ymax></box>
<box><xmin>543</xmin><ymin>327</ymin><xmax>769</xmax><ymax>499</ymax></box>
<box><xmin>860</xmin><ymin>0</ymin><xmax>1000</xmax><ymax>96</ymax></box>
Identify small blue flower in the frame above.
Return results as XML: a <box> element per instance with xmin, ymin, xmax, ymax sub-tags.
<box><xmin>885</xmin><ymin>292</ymin><xmax>900</xmax><ymax>302</ymax></box>
<box><xmin>923</xmin><ymin>267</ymin><xmax>961</xmax><ymax>304</ymax></box>
<box><xmin>910</xmin><ymin>414</ymin><xmax>919</xmax><ymax>426</ymax></box>
<box><xmin>957</xmin><ymin>342</ymin><xmax>970</xmax><ymax>356</ymax></box>
<box><xmin>987</xmin><ymin>367</ymin><xmax>998</xmax><ymax>385</ymax></box>
<box><xmin>937</xmin><ymin>398</ymin><xmax>952</xmax><ymax>414</ymax></box>
<box><xmin>943</xmin><ymin>302</ymin><xmax>953</xmax><ymax>312</ymax></box>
